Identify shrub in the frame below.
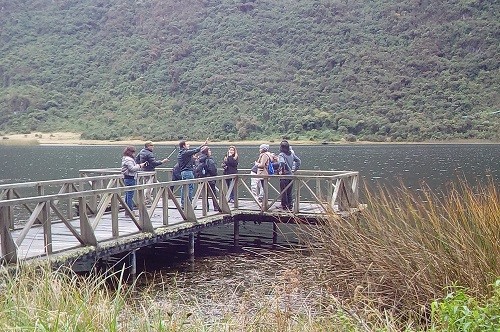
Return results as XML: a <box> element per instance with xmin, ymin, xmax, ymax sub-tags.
<box><xmin>430</xmin><ymin>280</ymin><xmax>500</xmax><ymax>332</ymax></box>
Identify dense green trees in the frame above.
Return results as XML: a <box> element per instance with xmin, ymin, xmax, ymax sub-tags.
<box><xmin>0</xmin><ymin>0</ymin><xmax>498</xmax><ymax>141</ymax></box>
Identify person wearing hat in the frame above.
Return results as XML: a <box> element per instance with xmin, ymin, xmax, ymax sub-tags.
<box><xmin>250</xmin><ymin>144</ymin><xmax>272</xmax><ymax>202</ymax></box>
<box><xmin>178</xmin><ymin>138</ymin><xmax>208</xmax><ymax>207</ymax></box>
<box><xmin>136</xmin><ymin>141</ymin><xmax>169</xmax><ymax>204</ymax></box>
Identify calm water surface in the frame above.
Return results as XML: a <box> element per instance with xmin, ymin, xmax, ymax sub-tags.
<box><xmin>1</xmin><ymin>143</ymin><xmax>498</xmax><ymax>188</ymax></box>
<box><xmin>1</xmin><ymin>143</ymin><xmax>498</xmax><ymax>313</ymax></box>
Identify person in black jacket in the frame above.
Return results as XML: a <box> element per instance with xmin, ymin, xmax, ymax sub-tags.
<box><xmin>197</xmin><ymin>146</ymin><xmax>220</xmax><ymax>211</ymax></box>
<box><xmin>136</xmin><ymin>141</ymin><xmax>169</xmax><ymax>204</ymax></box>
<box><xmin>222</xmin><ymin>145</ymin><xmax>238</xmax><ymax>203</ymax></box>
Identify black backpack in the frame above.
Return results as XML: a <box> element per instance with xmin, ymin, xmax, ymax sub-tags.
<box><xmin>194</xmin><ymin>158</ymin><xmax>207</xmax><ymax>178</ymax></box>
<box><xmin>135</xmin><ymin>149</ymin><xmax>144</xmax><ymax>164</ymax></box>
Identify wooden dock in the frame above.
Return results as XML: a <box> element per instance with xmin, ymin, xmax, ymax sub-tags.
<box><xmin>0</xmin><ymin>169</ymin><xmax>361</xmax><ymax>267</ymax></box>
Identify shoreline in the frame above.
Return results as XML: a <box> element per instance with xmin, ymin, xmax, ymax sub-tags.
<box><xmin>1</xmin><ymin>132</ymin><xmax>498</xmax><ymax>146</ymax></box>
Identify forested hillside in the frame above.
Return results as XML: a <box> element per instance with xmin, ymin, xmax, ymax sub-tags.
<box><xmin>0</xmin><ymin>0</ymin><xmax>498</xmax><ymax>142</ymax></box>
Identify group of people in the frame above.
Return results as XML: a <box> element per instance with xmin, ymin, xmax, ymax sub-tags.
<box><xmin>120</xmin><ymin>139</ymin><xmax>301</xmax><ymax>215</ymax></box>
<box><xmin>250</xmin><ymin>141</ymin><xmax>301</xmax><ymax>210</ymax></box>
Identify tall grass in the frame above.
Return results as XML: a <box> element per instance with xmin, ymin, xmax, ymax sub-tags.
<box><xmin>0</xmin><ymin>261</ymin><xmax>371</xmax><ymax>331</ymax></box>
<box><xmin>1</xmin><ymin>179</ymin><xmax>497</xmax><ymax>330</ymax></box>
<box><xmin>299</xmin><ymin>178</ymin><xmax>499</xmax><ymax>328</ymax></box>
<box><xmin>0</xmin><ymin>263</ymin><xmax>128</xmax><ymax>331</ymax></box>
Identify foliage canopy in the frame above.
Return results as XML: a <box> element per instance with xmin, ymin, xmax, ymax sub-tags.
<box><xmin>0</xmin><ymin>0</ymin><xmax>498</xmax><ymax>141</ymax></box>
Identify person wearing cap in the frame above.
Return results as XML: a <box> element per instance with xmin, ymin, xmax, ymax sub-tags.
<box><xmin>250</xmin><ymin>144</ymin><xmax>272</xmax><ymax>202</ymax></box>
<box><xmin>136</xmin><ymin>141</ymin><xmax>169</xmax><ymax>204</ymax></box>
<box><xmin>178</xmin><ymin>138</ymin><xmax>208</xmax><ymax>207</ymax></box>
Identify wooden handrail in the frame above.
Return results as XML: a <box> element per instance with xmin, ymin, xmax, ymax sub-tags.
<box><xmin>0</xmin><ymin>169</ymin><xmax>360</xmax><ymax>263</ymax></box>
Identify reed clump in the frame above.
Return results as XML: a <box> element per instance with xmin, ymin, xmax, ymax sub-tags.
<box><xmin>299</xmin><ymin>178</ymin><xmax>499</xmax><ymax>328</ymax></box>
<box><xmin>0</xmin><ymin>261</ymin><xmax>367</xmax><ymax>331</ymax></box>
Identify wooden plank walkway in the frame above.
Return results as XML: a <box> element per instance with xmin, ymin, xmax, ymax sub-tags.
<box><xmin>1</xmin><ymin>169</ymin><xmax>362</xmax><ymax>265</ymax></box>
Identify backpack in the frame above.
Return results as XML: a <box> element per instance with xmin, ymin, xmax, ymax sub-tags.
<box><xmin>194</xmin><ymin>158</ymin><xmax>207</xmax><ymax>178</ymax></box>
<box><xmin>267</xmin><ymin>158</ymin><xmax>275</xmax><ymax>175</ymax></box>
<box><xmin>135</xmin><ymin>151</ymin><xmax>142</xmax><ymax>164</ymax></box>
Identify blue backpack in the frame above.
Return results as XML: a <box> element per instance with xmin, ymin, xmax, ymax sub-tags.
<box><xmin>267</xmin><ymin>156</ymin><xmax>275</xmax><ymax>175</ymax></box>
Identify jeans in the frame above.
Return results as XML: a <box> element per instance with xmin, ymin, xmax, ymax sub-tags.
<box><xmin>180</xmin><ymin>170</ymin><xmax>195</xmax><ymax>206</ymax></box>
<box><xmin>124</xmin><ymin>178</ymin><xmax>136</xmax><ymax>210</ymax></box>
<box><xmin>225</xmin><ymin>178</ymin><xmax>235</xmax><ymax>201</ymax></box>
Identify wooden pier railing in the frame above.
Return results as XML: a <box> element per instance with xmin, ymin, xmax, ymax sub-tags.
<box><xmin>0</xmin><ymin>169</ymin><xmax>360</xmax><ymax>264</ymax></box>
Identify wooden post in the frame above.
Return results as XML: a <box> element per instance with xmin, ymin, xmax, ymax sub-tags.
<box><xmin>350</xmin><ymin>174</ymin><xmax>359</xmax><ymax>208</ymax></box>
<box><xmin>162</xmin><ymin>187</ymin><xmax>168</xmax><ymax>226</ymax></box>
<box><xmin>0</xmin><ymin>205</ymin><xmax>17</xmax><ymax>263</ymax></box>
<box><xmin>316</xmin><ymin>177</ymin><xmax>321</xmax><ymax>201</ymax></box>
<box><xmin>294</xmin><ymin>178</ymin><xmax>300</xmax><ymax>213</ymax></box>
<box><xmin>272</xmin><ymin>221</ymin><xmax>278</xmax><ymax>248</ymax></box>
<box><xmin>188</xmin><ymin>233</ymin><xmax>195</xmax><ymax>260</ymax></box>
<box><xmin>78</xmin><ymin>197</ymin><xmax>98</xmax><ymax>246</ymax></box>
<box><xmin>66</xmin><ymin>183</ymin><xmax>73</xmax><ymax>220</ymax></box>
<box><xmin>7</xmin><ymin>189</ymin><xmax>14</xmax><ymax>229</ymax></box>
<box><xmin>262</xmin><ymin>177</ymin><xmax>268</xmax><ymax>211</ymax></box>
<box><xmin>130</xmin><ymin>249</ymin><xmax>137</xmax><ymax>282</ymax></box>
<box><xmin>233</xmin><ymin>176</ymin><xmax>239</xmax><ymax>208</ymax></box>
<box><xmin>42</xmin><ymin>200</ymin><xmax>52</xmax><ymax>255</ymax></box>
<box><xmin>233</xmin><ymin>220</ymin><xmax>240</xmax><ymax>248</ymax></box>
<box><xmin>111</xmin><ymin>193</ymin><xmax>119</xmax><ymax>238</ymax></box>
<box><xmin>137</xmin><ymin>191</ymin><xmax>154</xmax><ymax>232</ymax></box>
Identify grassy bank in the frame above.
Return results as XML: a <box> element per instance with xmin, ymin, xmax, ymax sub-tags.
<box><xmin>0</xmin><ymin>180</ymin><xmax>498</xmax><ymax>331</ymax></box>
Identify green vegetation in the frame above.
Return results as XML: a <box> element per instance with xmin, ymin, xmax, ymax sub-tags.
<box><xmin>0</xmin><ymin>0</ymin><xmax>498</xmax><ymax>142</ymax></box>
<box><xmin>430</xmin><ymin>281</ymin><xmax>499</xmax><ymax>332</ymax></box>
<box><xmin>299</xmin><ymin>178</ymin><xmax>499</xmax><ymax>329</ymax></box>
<box><xmin>0</xmin><ymin>180</ymin><xmax>498</xmax><ymax>330</ymax></box>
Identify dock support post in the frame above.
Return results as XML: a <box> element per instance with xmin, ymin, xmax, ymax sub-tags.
<box><xmin>188</xmin><ymin>233</ymin><xmax>195</xmax><ymax>261</ymax></box>
<box><xmin>130</xmin><ymin>249</ymin><xmax>137</xmax><ymax>282</ymax></box>
<box><xmin>272</xmin><ymin>222</ymin><xmax>278</xmax><ymax>247</ymax></box>
<box><xmin>233</xmin><ymin>220</ymin><xmax>240</xmax><ymax>248</ymax></box>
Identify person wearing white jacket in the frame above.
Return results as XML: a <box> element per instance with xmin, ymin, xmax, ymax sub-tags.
<box><xmin>121</xmin><ymin>146</ymin><xmax>146</xmax><ymax>216</ymax></box>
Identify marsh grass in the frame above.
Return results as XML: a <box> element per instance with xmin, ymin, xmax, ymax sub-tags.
<box><xmin>298</xmin><ymin>178</ymin><xmax>499</xmax><ymax>328</ymax></box>
<box><xmin>0</xmin><ymin>259</ymin><xmax>370</xmax><ymax>331</ymax></box>
<box><xmin>0</xmin><ymin>262</ymin><xmax>128</xmax><ymax>331</ymax></box>
<box><xmin>1</xmin><ymin>179</ymin><xmax>497</xmax><ymax>331</ymax></box>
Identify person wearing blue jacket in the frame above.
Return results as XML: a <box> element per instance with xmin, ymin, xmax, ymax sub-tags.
<box><xmin>278</xmin><ymin>140</ymin><xmax>301</xmax><ymax>210</ymax></box>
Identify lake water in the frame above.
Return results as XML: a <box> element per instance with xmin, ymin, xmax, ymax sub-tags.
<box><xmin>2</xmin><ymin>143</ymin><xmax>498</xmax><ymax>189</ymax></box>
<box><xmin>1</xmin><ymin>143</ymin><xmax>498</xmax><ymax>310</ymax></box>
